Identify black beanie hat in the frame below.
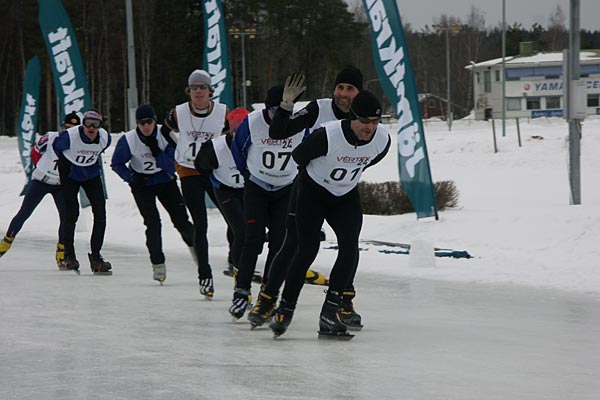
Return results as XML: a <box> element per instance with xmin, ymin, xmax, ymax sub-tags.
<box><xmin>62</xmin><ymin>111</ymin><xmax>80</xmax><ymax>126</ymax></box>
<box><xmin>350</xmin><ymin>90</ymin><xmax>382</xmax><ymax>119</ymax></box>
<box><xmin>334</xmin><ymin>66</ymin><xmax>363</xmax><ymax>91</ymax></box>
<box><xmin>265</xmin><ymin>85</ymin><xmax>284</xmax><ymax>108</ymax></box>
<box><xmin>136</xmin><ymin>104</ymin><xmax>156</xmax><ymax>120</ymax></box>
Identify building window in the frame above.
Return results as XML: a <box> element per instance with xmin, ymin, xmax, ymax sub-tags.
<box><xmin>588</xmin><ymin>94</ymin><xmax>599</xmax><ymax>107</ymax></box>
<box><xmin>495</xmin><ymin>70</ymin><xmax>500</xmax><ymax>82</ymax></box>
<box><xmin>546</xmin><ymin>96</ymin><xmax>561</xmax><ymax>109</ymax></box>
<box><xmin>476</xmin><ymin>72</ymin><xmax>480</xmax><ymax>84</ymax></box>
<box><xmin>507</xmin><ymin>98</ymin><xmax>521</xmax><ymax>111</ymax></box>
<box><xmin>484</xmin><ymin>70</ymin><xmax>491</xmax><ymax>93</ymax></box>
<box><xmin>526</xmin><ymin>97</ymin><xmax>541</xmax><ymax>110</ymax></box>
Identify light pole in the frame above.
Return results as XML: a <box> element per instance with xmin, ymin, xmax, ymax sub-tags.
<box><xmin>502</xmin><ymin>0</ymin><xmax>507</xmax><ymax>137</ymax></box>
<box><xmin>433</xmin><ymin>22</ymin><xmax>463</xmax><ymax>131</ymax></box>
<box><xmin>125</xmin><ymin>0</ymin><xmax>138</xmax><ymax>129</ymax></box>
<box><xmin>228</xmin><ymin>28</ymin><xmax>256</xmax><ymax>108</ymax></box>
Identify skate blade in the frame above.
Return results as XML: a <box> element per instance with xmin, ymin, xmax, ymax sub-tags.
<box><xmin>203</xmin><ymin>294</ymin><xmax>214</xmax><ymax>301</ymax></box>
<box><xmin>249</xmin><ymin>319</ymin><xmax>264</xmax><ymax>330</ymax></box>
<box><xmin>344</xmin><ymin>325</ymin><xmax>363</xmax><ymax>331</ymax></box>
<box><xmin>72</xmin><ymin>269</ymin><xmax>81</xmax><ymax>275</ymax></box>
<box><xmin>93</xmin><ymin>271</ymin><xmax>113</xmax><ymax>276</ymax></box>
<box><xmin>318</xmin><ymin>331</ymin><xmax>354</xmax><ymax>341</ymax></box>
<box><xmin>155</xmin><ymin>277</ymin><xmax>165</xmax><ymax>285</ymax></box>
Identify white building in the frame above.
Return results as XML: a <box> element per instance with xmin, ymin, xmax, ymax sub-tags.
<box><xmin>467</xmin><ymin>48</ymin><xmax>600</xmax><ymax>120</ymax></box>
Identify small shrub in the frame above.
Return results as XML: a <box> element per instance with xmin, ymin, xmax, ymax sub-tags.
<box><xmin>358</xmin><ymin>180</ymin><xmax>459</xmax><ymax>215</ymax></box>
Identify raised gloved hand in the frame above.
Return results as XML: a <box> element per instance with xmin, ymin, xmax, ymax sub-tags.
<box><xmin>144</xmin><ymin>135</ymin><xmax>161</xmax><ymax>157</ymax></box>
<box><xmin>280</xmin><ymin>72</ymin><xmax>306</xmax><ymax>111</ymax></box>
<box><xmin>130</xmin><ymin>171</ymin><xmax>148</xmax><ymax>189</ymax></box>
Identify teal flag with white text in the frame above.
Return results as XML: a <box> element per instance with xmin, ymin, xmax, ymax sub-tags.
<box><xmin>38</xmin><ymin>0</ymin><xmax>92</xmax><ymax>122</ymax></box>
<box><xmin>202</xmin><ymin>0</ymin><xmax>234</xmax><ymax>109</ymax></box>
<box><xmin>38</xmin><ymin>0</ymin><xmax>107</xmax><ymax>206</ymax></box>
<box><xmin>362</xmin><ymin>0</ymin><xmax>438</xmax><ymax>219</ymax></box>
<box><xmin>17</xmin><ymin>56</ymin><xmax>41</xmax><ymax>196</ymax></box>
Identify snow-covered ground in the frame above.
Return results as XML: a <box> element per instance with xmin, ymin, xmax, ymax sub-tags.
<box><xmin>1</xmin><ymin>116</ymin><xmax>599</xmax><ymax>399</ymax></box>
<box><xmin>2</xmin><ymin>116</ymin><xmax>598</xmax><ymax>295</ymax></box>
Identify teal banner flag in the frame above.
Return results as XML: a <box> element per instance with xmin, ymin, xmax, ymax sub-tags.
<box><xmin>38</xmin><ymin>0</ymin><xmax>92</xmax><ymax>122</ymax></box>
<box><xmin>17</xmin><ymin>56</ymin><xmax>42</xmax><ymax>196</ymax></box>
<box><xmin>202</xmin><ymin>0</ymin><xmax>234</xmax><ymax>109</ymax></box>
<box><xmin>362</xmin><ymin>0</ymin><xmax>438</xmax><ymax>219</ymax></box>
<box><xmin>38</xmin><ymin>0</ymin><xmax>107</xmax><ymax>206</ymax></box>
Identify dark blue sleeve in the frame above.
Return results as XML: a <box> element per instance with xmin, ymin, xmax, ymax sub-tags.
<box><xmin>110</xmin><ymin>136</ymin><xmax>133</xmax><ymax>183</ymax></box>
<box><xmin>154</xmin><ymin>143</ymin><xmax>176</xmax><ymax>172</ymax></box>
<box><xmin>104</xmin><ymin>133</ymin><xmax>112</xmax><ymax>151</ymax></box>
<box><xmin>231</xmin><ymin>117</ymin><xmax>252</xmax><ymax>176</ymax></box>
<box><xmin>52</xmin><ymin>132</ymin><xmax>71</xmax><ymax>158</ymax></box>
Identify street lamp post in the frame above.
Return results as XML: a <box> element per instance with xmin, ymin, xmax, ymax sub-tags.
<box><xmin>228</xmin><ymin>28</ymin><xmax>256</xmax><ymax>108</ymax></box>
<box><xmin>125</xmin><ymin>0</ymin><xmax>138</xmax><ymax>130</ymax></box>
<box><xmin>433</xmin><ymin>22</ymin><xmax>463</xmax><ymax>131</ymax></box>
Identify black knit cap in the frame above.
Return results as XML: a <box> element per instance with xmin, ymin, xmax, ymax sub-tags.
<box><xmin>62</xmin><ymin>111</ymin><xmax>80</xmax><ymax>126</ymax></box>
<box><xmin>264</xmin><ymin>85</ymin><xmax>284</xmax><ymax>108</ymax></box>
<box><xmin>350</xmin><ymin>90</ymin><xmax>382</xmax><ymax>119</ymax></box>
<box><xmin>334</xmin><ymin>66</ymin><xmax>363</xmax><ymax>91</ymax></box>
<box><xmin>136</xmin><ymin>104</ymin><xmax>156</xmax><ymax>120</ymax></box>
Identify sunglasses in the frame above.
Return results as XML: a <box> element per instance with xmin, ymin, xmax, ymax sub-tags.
<box><xmin>189</xmin><ymin>84</ymin><xmax>210</xmax><ymax>91</ymax></box>
<box><xmin>83</xmin><ymin>119</ymin><xmax>102</xmax><ymax>128</ymax></box>
<box><xmin>137</xmin><ymin>118</ymin><xmax>155</xmax><ymax>126</ymax></box>
<box><xmin>356</xmin><ymin>116</ymin><xmax>381</xmax><ymax>125</ymax></box>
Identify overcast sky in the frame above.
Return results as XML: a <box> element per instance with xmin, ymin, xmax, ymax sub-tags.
<box><xmin>351</xmin><ymin>1</ymin><xmax>599</xmax><ymax>31</ymax></box>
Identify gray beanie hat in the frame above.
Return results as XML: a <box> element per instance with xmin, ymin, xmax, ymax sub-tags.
<box><xmin>188</xmin><ymin>69</ymin><xmax>211</xmax><ymax>86</ymax></box>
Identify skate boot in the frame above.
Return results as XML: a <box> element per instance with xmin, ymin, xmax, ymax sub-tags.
<box><xmin>152</xmin><ymin>263</ymin><xmax>166</xmax><ymax>284</ymax></box>
<box><xmin>248</xmin><ymin>290</ymin><xmax>277</xmax><ymax>328</ymax></box>
<box><xmin>55</xmin><ymin>243</ymin><xmax>66</xmax><ymax>269</ymax></box>
<box><xmin>0</xmin><ymin>235</ymin><xmax>14</xmax><ymax>258</ymax></box>
<box><xmin>269</xmin><ymin>299</ymin><xmax>295</xmax><ymax>338</ymax></box>
<box><xmin>229</xmin><ymin>288</ymin><xmax>251</xmax><ymax>320</ymax></box>
<box><xmin>223</xmin><ymin>262</ymin><xmax>236</xmax><ymax>278</ymax></box>
<box><xmin>199</xmin><ymin>277</ymin><xmax>214</xmax><ymax>300</ymax></box>
<box><xmin>318</xmin><ymin>290</ymin><xmax>353</xmax><ymax>340</ymax></box>
<box><xmin>339</xmin><ymin>290</ymin><xmax>363</xmax><ymax>331</ymax></box>
<box><xmin>63</xmin><ymin>254</ymin><xmax>80</xmax><ymax>274</ymax></box>
<box><xmin>88</xmin><ymin>253</ymin><xmax>112</xmax><ymax>275</ymax></box>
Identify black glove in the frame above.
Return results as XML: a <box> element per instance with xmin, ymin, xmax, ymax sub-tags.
<box><xmin>145</xmin><ymin>135</ymin><xmax>161</xmax><ymax>157</ymax></box>
<box><xmin>57</xmin><ymin>156</ymin><xmax>72</xmax><ymax>184</ymax></box>
<box><xmin>130</xmin><ymin>171</ymin><xmax>148</xmax><ymax>189</ymax></box>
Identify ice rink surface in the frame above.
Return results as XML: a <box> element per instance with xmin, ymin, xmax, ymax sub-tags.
<box><xmin>1</xmin><ymin>238</ymin><xmax>598</xmax><ymax>400</ymax></box>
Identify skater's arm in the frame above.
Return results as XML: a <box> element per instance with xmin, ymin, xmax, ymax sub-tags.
<box><xmin>52</xmin><ymin>131</ymin><xmax>71</xmax><ymax>158</ymax></box>
<box><xmin>110</xmin><ymin>135</ymin><xmax>133</xmax><ymax>183</ymax></box>
<box><xmin>159</xmin><ymin>108</ymin><xmax>179</xmax><ymax>147</ymax></box>
<box><xmin>269</xmin><ymin>101</ymin><xmax>319</xmax><ymax>139</ymax></box>
<box><xmin>291</xmin><ymin>127</ymin><xmax>328</xmax><ymax>167</ymax></box>
<box><xmin>231</xmin><ymin>118</ymin><xmax>251</xmax><ymax>176</ymax></box>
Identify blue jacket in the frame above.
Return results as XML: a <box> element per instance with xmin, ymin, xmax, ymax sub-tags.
<box><xmin>111</xmin><ymin>128</ymin><xmax>176</xmax><ymax>186</ymax></box>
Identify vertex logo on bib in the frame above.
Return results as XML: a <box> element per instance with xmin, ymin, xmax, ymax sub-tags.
<box><xmin>365</xmin><ymin>0</ymin><xmax>424</xmax><ymax>179</ymax></box>
<box><xmin>48</xmin><ymin>27</ymin><xmax>85</xmax><ymax>114</ymax></box>
<box><xmin>204</xmin><ymin>0</ymin><xmax>227</xmax><ymax>100</ymax></box>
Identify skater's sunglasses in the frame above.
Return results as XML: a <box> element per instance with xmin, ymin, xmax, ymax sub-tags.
<box><xmin>83</xmin><ymin>119</ymin><xmax>102</xmax><ymax>129</ymax></box>
<box><xmin>189</xmin><ymin>84</ymin><xmax>210</xmax><ymax>91</ymax></box>
<box><xmin>351</xmin><ymin>109</ymin><xmax>381</xmax><ymax>125</ymax></box>
<box><xmin>137</xmin><ymin>118</ymin><xmax>155</xmax><ymax>126</ymax></box>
